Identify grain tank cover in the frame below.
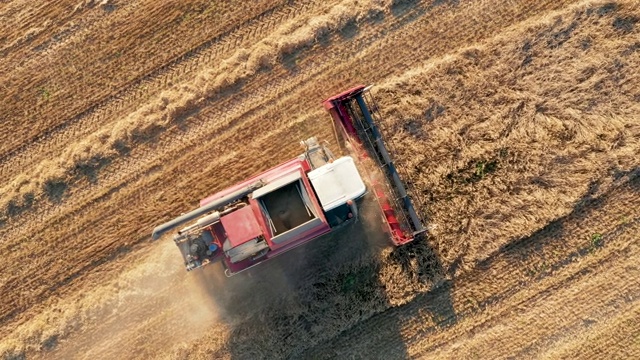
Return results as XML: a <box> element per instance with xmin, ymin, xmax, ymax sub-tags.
<box><xmin>308</xmin><ymin>156</ymin><xmax>366</xmax><ymax>211</ymax></box>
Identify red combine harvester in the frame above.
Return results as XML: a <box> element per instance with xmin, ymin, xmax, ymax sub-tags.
<box><xmin>152</xmin><ymin>85</ymin><xmax>426</xmax><ymax>275</ymax></box>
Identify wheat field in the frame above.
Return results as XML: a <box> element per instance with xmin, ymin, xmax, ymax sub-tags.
<box><xmin>0</xmin><ymin>0</ymin><xmax>638</xmax><ymax>359</ymax></box>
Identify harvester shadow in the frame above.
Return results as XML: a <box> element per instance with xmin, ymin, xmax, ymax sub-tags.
<box><xmin>225</xmin><ymin>214</ymin><xmax>410</xmax><ymax>359</ymax></box>
<box><xmin>387</xmin><ymin>236</ymin><xmax>457</xmax><ymax>327</ymax></box>
<box><xmin>300</xmin><ymin>167</ymin><xmax>640</xmax><ymax>358</ymax></box>
<box><xmin>291</xmin><ymin>236</ymin><xmax>456</xmax><ymax>359</ymax></box>
<box><xmin>192</xmin><ymin>195</ymin><xmax>453</xmax><ymax>358</ymax></box>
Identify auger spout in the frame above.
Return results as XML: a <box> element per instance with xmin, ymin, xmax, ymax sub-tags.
<box><xmin>151</xmin><ymin>181</ymin><xmax>264</xmax><ymax>240</ymax></box>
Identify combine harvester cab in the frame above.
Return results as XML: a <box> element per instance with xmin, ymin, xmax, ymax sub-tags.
<box><xmin>152</xmin><ymin>138</ymin><xmax>366</xmax><ymax>275</ymax></box>
<box><xmin>323</xmin><ymin>85</ymin><xmax>427</xmax><ymax>245</ymax></box>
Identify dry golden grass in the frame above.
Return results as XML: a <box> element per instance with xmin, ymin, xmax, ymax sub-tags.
<box><xmin>1</xmin><ymin>0</ymin><xmax>639</xmax><ymax>358</ymax></box>
<box><xmin>377</xmin><ymin>0</ymin><xmax>640</xmax><ymax>270</ymax></box>
<box><xmin>0</xmin><ymin>240</ymin><xmax>229</xmax><ymax>359</ymax></box>
<box><xmin>0</xmin><ymin>0</ymin><xmax>280</xmax><ymax>153</ymax></box>
<box><xmin>3</xmin><ymin>0</ymin><xmax>573</xmax><ymax>333</ymax></box>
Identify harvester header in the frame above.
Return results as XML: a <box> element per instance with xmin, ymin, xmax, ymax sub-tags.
<box><xmin>323</xmin><ymin>85</ymin><xmax>426</xmax><ymax>245</ymax></box>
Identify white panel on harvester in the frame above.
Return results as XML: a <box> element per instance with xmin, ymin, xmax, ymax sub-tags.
<box><xmin>308</xmin><ymin>156</ymin><xmax>366</xmax><ymax>211</ymax></box>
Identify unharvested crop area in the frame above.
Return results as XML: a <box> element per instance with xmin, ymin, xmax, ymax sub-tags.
<box><xmin>1</xmin><ymin>0</ymin><xmax>639</xmax><ymax>358</ymax></box>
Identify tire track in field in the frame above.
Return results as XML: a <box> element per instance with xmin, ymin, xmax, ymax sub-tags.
<box><xmin>28</xmin><ymin>2</ymin><xmax>596</xmax><ymax>358</ymax></box>
<box><xmin>0</xmin><ymin>0</ymin><xmax>616</xmax><ymax>354</ymax></box>
<box><xmin>0</xmin><ymin>52</ymin><xmax>339</xmax><ymax>330</ymax></box>
<box><xmin>0</xmin><ymin>0</ymin><xmax>320</xmax><ymax>174</ymax></box>
<box><xmin>417</xmin><ymin>228</ymin><xmax>639</xmax><ymax>359</ymax></box>
<box><xmin>0</xmin><ymin>0</ymin><xmax>344</xmax><ymax>245</ymax></box>
<box><xmin>0</xmin><ymin>0</ymin><xmax>306</xmax><ymax>167</ymax></box>
<box><xmin>9</xmin><ymin>1</ymin><xmax>635</xmax><ymax>358</ymax></box>
<box><xmin>540</xmin><ymin>296</ymin><xmax>640</xmax><ymax>358</ymax></box>
<box><xmin>0</xmin><ymin>0</ymin><xmax>108</xmax><ymax>59</ymax></box>
<box><xmin>0</xmin><ymin>1</ymin><xmax>75</xmax><ymax>56</ymax></box>
<box><xmin>0</xmin><ymin>0</ymin><xmax>442</xmax><ymax>332</ymax></box>
<box><xmin>1</xmin><ymin>0</ymin><xmax>385</xmax><ymax>240</ymax></box>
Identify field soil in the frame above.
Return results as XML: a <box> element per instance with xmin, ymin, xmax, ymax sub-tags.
<box><xmin>1</xmin><ymin>0</ymin><xmax>639</xmax><ymax>359</ymax></box>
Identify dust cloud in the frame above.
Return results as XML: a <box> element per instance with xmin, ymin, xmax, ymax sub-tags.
<box><xmin>4</xmin><ymin>241</ymin><xmax>226</xmax><ymax>359</ymax></box>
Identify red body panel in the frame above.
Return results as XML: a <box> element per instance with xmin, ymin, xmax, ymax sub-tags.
<box><xmin>200</xmin><ymin>157</ymin><xmax>309</xmax><ymax>207</ymax></box>
<box><xmin>220</xmin><ymin>206</ymin><xmax>263</xmax><ymax>247</ymax></box>
<box><xmin>323</xmin><ymin>85</ymin><xmax>367</xmax><ymax>109</ymax></box>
